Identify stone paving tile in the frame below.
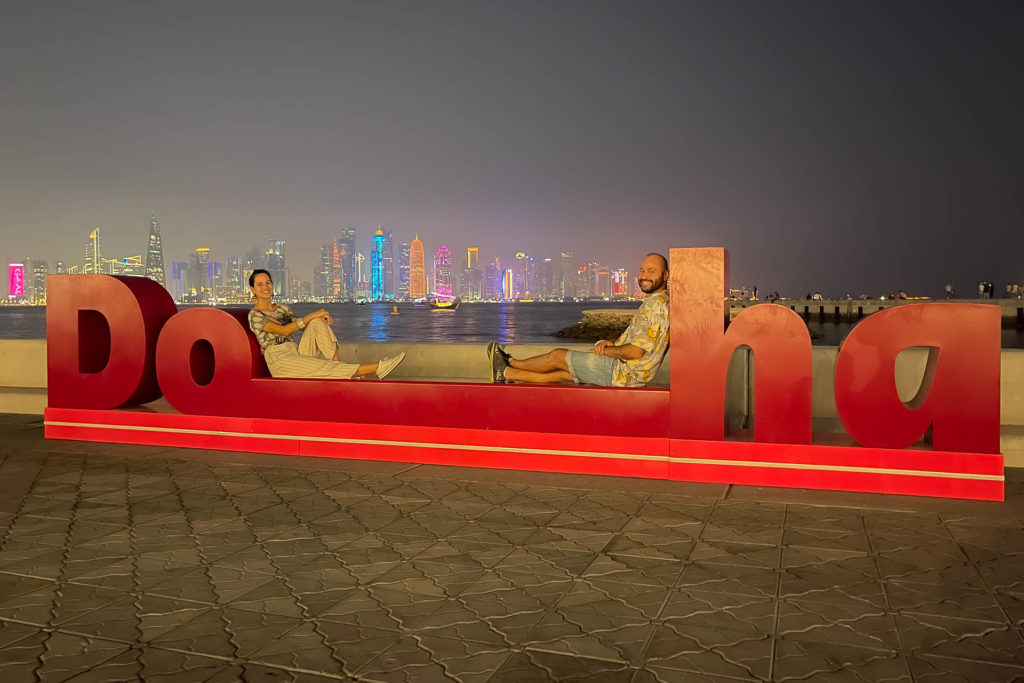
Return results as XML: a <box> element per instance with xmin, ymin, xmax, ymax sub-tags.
<box><xmin>7</xmin><ymin>421</ymin><xmax>1024</xmax><ymax>680</ymax></box>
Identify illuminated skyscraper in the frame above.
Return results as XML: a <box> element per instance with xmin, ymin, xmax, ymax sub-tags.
<box><xmin>314</xmin><ymin>244</ymin><xmax>332</xmax><ymax>300</ymax></box>
<box><xmin>225</xmin><ymin>257</ymin><xmax>243</xmax><ymax>297</ymax></box>
<box><xmin>84</xmin><ymin>228</ymin><xmax>102</xmax><ymax>274</ymax></box>
<box><xmin>144</xmin><ymin>213</ymin><xmax>166</xmax><ymax>286</ymax></box>
<box><xmin>337</xmin><ymin>229</ymin><xmax>356</xmax><ymax>298</ymax></box>
<box><xmin>612</xmin><ymin>268</ymin><xmax>630</xmax><ymax>298</ymax></box>
<box><xmin>30</xmin><ymin>260</ymin><xmax>48</xmax><ymax>304</ymax></box>
<box><xmin>485</xmin><ymin>259</ymin><xmax>502</xmax><ymax>299</ymax></box>
<box><xmin>371</xmin><ymin>228</ymin><xmax>386</xmax><ymax>301</ymax></box>
<box><xmin>399</xmin><ymin>242</ymin><xmax>410</xmax><ymax>300</ymax></box>
<box><xmin>8</xmin><ymin>262</ymin><xmax>25</xmax><ymax>300</ymax></box>
<box><xmin>266</xmin><ymin>239</ymin><xmax>286</xmax><ymax>297</ymax></box>
<box><xmin>501</xmin><ymin>268</ymin><xmax>513</xmax><ymax>300</ymax></box>
<box><xmin>461</xmin><ymin>247</ymin><xmax>483</xmax><ymax>300</ymax></box>
<box><xmin>171</xmin><ymin>261</ymin><xmax>188</xmax><ymax>301</ymax></box>
<box><xmin>433</xmin><ymin>246</ymin><xmax>453</xmax><ymax>298</ymax></box>
<box><xmin>355</xmin><ymin>252</ymin><xmax>366</xmax><ymax>284</ymax></box>
<box><xmin>379</xmin><ymin>227</ymin><xmax>395</xmax><ymax>298</ymax></box>
<box><xmin>187</xmin><ymin>249</ymin><xmax>211</xmax><ymax>302</ymax></box>
<box><xmin>559</xmin><ymin>252</ymin><xmax>575</xmax><ymax>298</ymax></box>
<box><xmin>409</xmin><ymin>236</ymin><xmax>425</xmax><ymax>299</ymax></box>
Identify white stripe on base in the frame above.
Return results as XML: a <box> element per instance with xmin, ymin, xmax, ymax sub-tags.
<box><xmin>44</xmin><ymin>420</ymin><xmax>1004</xmax><ymax>483</ymax></box>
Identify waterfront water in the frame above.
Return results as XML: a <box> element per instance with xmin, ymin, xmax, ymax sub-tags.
<box><xmin>4</xmin><ymin>302</ymin><xmax>1023</xmax><ymax>347</ymax></box>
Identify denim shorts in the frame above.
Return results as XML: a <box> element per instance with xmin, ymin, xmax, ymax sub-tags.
<box><xmin>564</xmin><ymin>350</ymin><xmax>617</xmax><ymax>387</ymax></box>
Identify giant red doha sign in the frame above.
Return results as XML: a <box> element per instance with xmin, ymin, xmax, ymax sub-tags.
<box><xmin>44</xmin><ymin>248</ymin><xmax>1004</xmax><ymax>500</ymax></box>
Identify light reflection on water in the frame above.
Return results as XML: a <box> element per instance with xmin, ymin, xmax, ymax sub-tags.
<box><xmin>3</xmin><ymin>302</ymin><xmax>1023</xmax><ymax>347</ymax></box>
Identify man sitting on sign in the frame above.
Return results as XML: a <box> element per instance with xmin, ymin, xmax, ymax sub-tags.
<box><xmin>486</xmin><ymin>253</ymin><xmax>670</xmax><ymax>386</ymax></box>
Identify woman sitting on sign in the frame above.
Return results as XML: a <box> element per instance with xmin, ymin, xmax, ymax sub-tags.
<box><xmin>247</xmin><ymin>269</ymin><xmax>405</xmax><ymax>379</ymax></box>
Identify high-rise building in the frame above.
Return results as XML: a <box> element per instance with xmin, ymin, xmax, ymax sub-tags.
<box><xmin>187</xmin><ymin>248</ymin><xmax>211</xmax><ymax>302</ymax></box>
<box><xmin>266</xmin><ymin>239</ymin><xmax>287</xmax><ymax>297</ymax></box>
<box><xmin>382</xmin><ymin>228</ymin><xmax>395</xmax><ymax>298</ymax></box>
<box><xmin>612</xmin><ymin>269</ymin><xmax>631</xmax><ymax>298</ymax></box>
<box><xmin>337</xmin><ymin>229</ymin><xmax>356</xmax><ymax>299</ymax></box>
<box><xmin>144</xmin><ymin>213</ymin><xmax>166</xmax><ymax>286</ymax></box>
<box><xmin>84</xmin><ymin>228</ymin><xmax>102</xmax><ymax>274</ymax></box>
<box><xmin>433</xmin><ymin>246</ymin><xmax>453</xmax><ymax>298</ymax></box>
<box><xmin>559</xmin><ymin>252</ymin><xmax>575</xmax><ymax>298</ymax></box>
<box><xmin>485</xmin><ymin>259</ymin><xmax>502</xmax><ymax>300</ymax></box>
<box><xmin>501</xmin><ymin>268</ymin><xmax>513</xmax><ymax>300</ymax></box>
<box><xmin>461</xmin><ymin>247</ymin><xmax>483</xmax><ymax>300</ymax></box>
<box><xmin>171</xmin><ymin>260</ymin><xmax>188</xmax><ymax>301</ymax></box>
<box><xmin>409</xmin><ymin>236</ymin><xmax>426</xmax><ymax>299</ymax></box>
<box><xmin>225</xmin><ymin>257</ymin><xmax>243</xmax><ymax>297</ymax></box>
<box><xmin>538</xmin><ymin>258</ymin><xmax>555</xmax><ymax>298</ymax></box>
<box><xmin>8</xmin><ymin>262</ymin><xmax>26</xmax><ymax>300</ymax></box>
<box><xmin>371</xmin><ymin>228</ymin><xmax>386</xmax><ymax>301</ymax></box>
<box><xmin>355</xmin><ymin>252</ymin><xmax>366</xmax><ymax>284</ymax></box>
<box><xmin>354</xmin><ymin>252</ymin><xmax>370</xmax><ymax>299</ymax></box>
<box><xmin>587</xmin><ymin>262</ymin><xmax>611</xmax><ymax>297</ymax></box>
<box><xmin>30</xmin><ymin>260</ymin><xmax>48</xmax><ymax>304</ymax></box>
<box><xmin>314</xmin><ymin>244</ymin><xmax>333</xmax><ymax>300</ymax></box>
<box><xmin>399</xmin><ymin>242</ymin><xmax>410</xmax><ymax>300</ymax></box>
<box><xmin>55</xmin><ymin>261</ymin><xmax>65</xmax><ymax>275</ymax></box>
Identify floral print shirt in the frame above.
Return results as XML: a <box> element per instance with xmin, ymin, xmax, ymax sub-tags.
<box><xmin>611</xmin><ymin>290</ymin><xmax>670</xmax><ymax>387</ymax></box>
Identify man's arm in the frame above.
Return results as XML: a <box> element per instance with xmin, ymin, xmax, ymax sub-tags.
<box><xmin>592</xmin><ymin>340</ymin><xmax>644</xmax><ymax>360</ymax></box>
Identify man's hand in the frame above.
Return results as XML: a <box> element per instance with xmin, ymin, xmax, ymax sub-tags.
<box><xmin>592</xmin><ymin>341</ymin><xmax>644</xmax><ymax>360</ymax></box>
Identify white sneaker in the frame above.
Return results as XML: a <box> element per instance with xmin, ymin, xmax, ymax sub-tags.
<box><xmin>376</xmin><ymin>352</ymin><xmax>406</xmax><ymax>379</ymax></box>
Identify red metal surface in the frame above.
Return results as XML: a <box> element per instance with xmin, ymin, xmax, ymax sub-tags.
<box><xmin>44</xmin><ymin>407</ymin><xmax>1002</xmax><ymax>501</ymax></box>
<box><xmin>669</xmin><ymin>248</ymin><xmax>812</xmax><ymax>443</ymax></box>
<box><xmin>834</xmin><ymin>303</ymin><xmax>1001</xmax><ymax>453</ymax></box>
<box><xmin>668</xmin><ymin>438</ymin><xmax>1002</xmax><ymax>501</ymax></box>
<box><xmin>46</xmin><ymin>274</ymin><xmax>177</xmax><ymax>409</ymax></box>
<box><xmin>153</xmin><ymin>307</ymin><xmax>669</xmax><ymax>437</ymax></box>
<box><xmin>42</xmin><ymin>247</ymin><xmax>1005</xmax><ymax>502</ymax></box>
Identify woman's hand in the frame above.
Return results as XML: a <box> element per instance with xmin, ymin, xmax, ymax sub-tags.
<box><xmin>304</xmin><ymin>309</ymin><xmax>333</xmax><ymax>325</ymax></box>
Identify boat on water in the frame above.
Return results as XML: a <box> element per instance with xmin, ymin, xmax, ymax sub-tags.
<box><xmin>428</xmin><ymin>296</ymin><xmax>461</xmax><ymax>311</ymax></box>
<box><xmin>356</xmin><ymin>298</ymin><xmax>368</xmax><ymax>305</ymax></box>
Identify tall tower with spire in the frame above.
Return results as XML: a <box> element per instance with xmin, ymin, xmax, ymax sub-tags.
<box><xmin>144</xmin><ymin>213</ymin><xmax>166</xmax><ymax>286</ymax></box>
<box><xmin>371</xmin><ymin>228</ymin><xmax>386</xmax><ymax>301</ymax></box>
<box><xmin>84</xmin><ymin>228</ymin><xmax>102</xmax><ymax>274</ymax></box>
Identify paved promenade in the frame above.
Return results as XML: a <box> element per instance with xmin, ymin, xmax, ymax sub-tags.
<box><xmin>2</xmin><ymin>413</ymin><xmax>1024</xmax><ymax>681</ymax></box>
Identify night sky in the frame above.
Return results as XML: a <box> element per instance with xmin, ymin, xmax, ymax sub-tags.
<box><xmin>1</xmin><ymin>0</ymin><xmax>1021</xmax><ymax>297</ymax></box>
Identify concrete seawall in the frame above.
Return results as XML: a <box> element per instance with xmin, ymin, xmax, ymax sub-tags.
<box><xmin>558</xmin><ymin>299</ymin><xmax>1024</xmax><ymax>339</ymax></box>
<box><xmin>7</xmin><ymin>339</ymin><xmax>1022</xmax><ymax>466</ymax></box>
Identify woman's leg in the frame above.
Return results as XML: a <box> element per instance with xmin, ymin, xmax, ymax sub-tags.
<box><xmin>298</xmin><ymin>318</ymin><xmax>341</xmax><ymax>360</ymax></box>
<box><xmin>266</xmin><ymin>342</ymin><xmax>360</xmax><ymax>378</ymax></box>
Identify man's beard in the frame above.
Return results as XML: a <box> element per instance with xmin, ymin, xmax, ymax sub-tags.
<box><xmin>638</xmin><ymin>277</ymin><xmax>664</xmax><ymax>293</ymax></box>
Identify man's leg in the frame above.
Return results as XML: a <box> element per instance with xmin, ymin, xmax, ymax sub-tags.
<box><xmin>509</xmin><ymin>348</ymin><xmax>569</xmax><ymax>373</ymax></box>
<box><xmin>504</xmin><ymin>349</ymin><xmax>573</xmax><ymax>383</ymax></box>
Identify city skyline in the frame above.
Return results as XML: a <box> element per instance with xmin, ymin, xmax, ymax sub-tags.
<box><xmin>6</xmin><ymin>219</ymin><xmax>646</xmax><ymax>303</ymax></box>
<box><xmin>1</xmin><ymin>2</ymin><xmax>1021</xmax><ymax>298</ymax></box>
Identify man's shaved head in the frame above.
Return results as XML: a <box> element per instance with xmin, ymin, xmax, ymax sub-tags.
<box><xmin>638</xmin><ymin>253</ymin><xmax>669</xmax><ymax>294</ymax></box>
<box><xmin>645</xmin><ymin>253</ymin><xmax>668</xmax><ymax>271</ymax></box>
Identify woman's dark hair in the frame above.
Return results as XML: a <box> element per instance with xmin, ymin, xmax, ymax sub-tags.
<box><xmin>248</xmin><ymin>269</ymin><xmax>272</xmax><ymax>288</ymax></box>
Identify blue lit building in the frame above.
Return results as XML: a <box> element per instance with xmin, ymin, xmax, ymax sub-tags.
<box><xmin>371</xmin><ymin>228</ymin><xmax>386</xmax><ymax>301</ymax></box>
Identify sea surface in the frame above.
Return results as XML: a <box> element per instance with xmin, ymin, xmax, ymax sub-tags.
<box><xmin>4</xmin><ymin>302</ymin><xmax>1023</xmax><ymax>348</ymax></box>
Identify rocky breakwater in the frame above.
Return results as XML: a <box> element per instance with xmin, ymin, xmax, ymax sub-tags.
<box><xmin>554</xmin><ymin>309</ymin><xmax>634</xmax><ymax>340</ymax></box>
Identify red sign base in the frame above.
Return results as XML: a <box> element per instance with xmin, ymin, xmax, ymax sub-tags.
<box><xmin>44</xmin><ymin>407</ymin><xmax>1004</xmax><ymax>501</ymax></box>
